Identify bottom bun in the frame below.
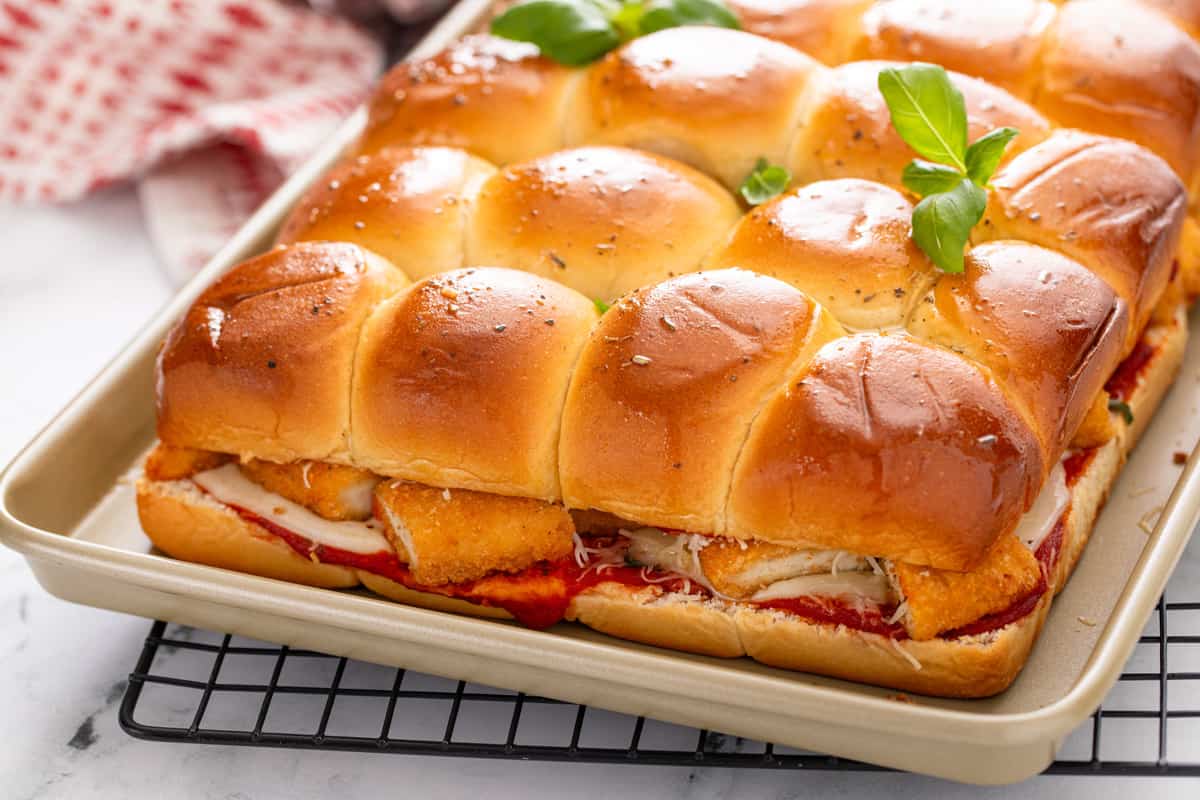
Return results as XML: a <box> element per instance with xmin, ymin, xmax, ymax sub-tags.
<box><xmin>135</xmin><ymin>478</ymin><xmax>359</xmax><ymax>589</ymax></box>
<box><xmin>566</xmin><ymin>583</ymin><xmax>744</xmax><ymax>657</ymax></box>
<box><xmin>1054</xmin><ymin>306</ymin><xmax>1185</xmax><ymax>595</ymax></box>
<box><xmin>1119</xmin><ymin>306</ymin><xmax>1188</xmax><ymax>453</ymax></box>
<box><xmin>734</xmin><ymin>596</ymin><xmax>1051</xmax><ymax>699</ymax></box>
<box><xmin>357</xmin><ymin>571</ymin><xmax>514</xmax><ymax>621</ymax></box>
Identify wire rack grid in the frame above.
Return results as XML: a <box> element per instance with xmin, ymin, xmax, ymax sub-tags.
<box><xmin>118</xmin><ymin>595</ymin><xmax>1200</xmax><ymax>777</ymax></box>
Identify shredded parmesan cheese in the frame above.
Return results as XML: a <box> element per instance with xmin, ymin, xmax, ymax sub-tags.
<box><xmin>620</xmin><ymin>528</ymin><xmax>736</xmax><ymax>601</ymax></box>
<box><xmin>1139</xmin><ymin>505</ymin><xmax>1165</xmax><ymax>536</ymax></box>
<box><xmin>639</xmin><ymin>567</ymin><xmax>677</xmax><ymax>584</ymax></box>
<box><xmin>301</xmin><ymin>462</ymin><xmax>312</xmax><ymax>489</ymax></box>
<box><xmin>573</xmin><ymin>535</ymin><xmax>629</xmax><ymax>579</ymax></box>
<box><xmin>571</xmin><ymin>533</ymin><xmax>590</xmax><ymax>568</ymax></box>
<box><xmin>891</xmin><ymin>638</ymin><xmax>922</xmax><ymax>671</ymax></box>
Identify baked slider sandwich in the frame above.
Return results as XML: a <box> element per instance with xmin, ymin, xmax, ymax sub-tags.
<box><xmin>136</xmin><ymin>12</ymin><xmax>1192</xmax><ymax>698</ymax></box>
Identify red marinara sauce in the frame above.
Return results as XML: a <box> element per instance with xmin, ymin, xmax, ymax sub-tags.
<box><xmin>757</xmin><ymin>516</ymin><xmax>1067</xmax><ymax>641</ymax></box>
<box><xmin>1062</xmin><ymin>449</ymin><xmax>1095</xmax><ymax>487</ymax></box>
<box><xmin>233</xmin><ymin>503</ymin><xmax>1066</xmax><ymax>642</ymax></box>
<box><xmin>234</xmin><ymin>507</ymin><xmax>698</xmax><ymax>629</ymax></box>
<box><xmin>1105</xmin><ymin>337</ymin><xmax>1157</xmax><ymax>402</ymax></box>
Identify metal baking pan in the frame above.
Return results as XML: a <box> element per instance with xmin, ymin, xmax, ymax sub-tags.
<box><xmin>3</xmin><ymin>0</ymin><xmax>1200</xmax><ymax>783</ymax></box>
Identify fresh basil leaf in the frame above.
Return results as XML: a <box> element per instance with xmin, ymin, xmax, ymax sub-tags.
<box><xmin>739</xmin><ymin>157</ymin><xmax>791</xmax><ymax>205</ymax></box>
<box><xmin>1108</xmin><ymin>398</ymin><xmax>1135</xmax><ymax>425</ymax></box>
<box><xmin>609</xmin><ymin>1</ymin><xmax>646</xmax><ymax>40</ymax></box>
<box><xmin>594</xmin><ymin>298</ymin><xmax>611</xmax><ymax>314</ymax></box>
<box><xmin>639</xmin><ymin>0</ymin><xmax>741</xmax><ymax>34</ymax></box>
<box><xmin>965</xmin><ymin>127</ymin><xmax>1019</xmax><ymax>186</ymax></box>
<box><xmin>910</xmin><ymin>179</ymin><xmax>986</xmax><ymax>274</ymax></box>
<box><xmin>901</xmin><ymin>160</ymin><xmax>963</xmax><ymax>197</ymax></box>
<box><xmin>491</xmin><ymin>0</ymin><xmax>621</xmax><ymax>66</ymax></box>
<box><xmin>877</xmin><ymin>64</ymin><xmax>968</xmax><ymax>172</ymax></box>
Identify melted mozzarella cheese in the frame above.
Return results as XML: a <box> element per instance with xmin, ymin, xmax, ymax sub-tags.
<box><xmin>339</xmin><ymin>477</ymin><xmax>379</xmax><ymax>519</ymax></box>
<box><xmin>624</xmin><ymin>527</ymin><xmax>703</xmax><ymax>580</ymax></box>
<box><xmin>622</xmin><ymin>527</ymin><xmax>889</xmax><ymax>604</ymax></box>
<box><xmin>750</xmin><ymin>572</ymin><xmax>895</xmax><ymax>605</ymax></box>
<box><xmin>193</xmin><ymin>464</ymin><xmax>391</xmax><ymax>555</ymax></box>
<box><xmin>622</xmin><ymin>527</ymin><xmax>731</xmax><ymax>597</ymax></box>
<box><xmin>1016</xmin><ymin>462</ymin><xmax>1069</xmax><ymax>553</ymax></box>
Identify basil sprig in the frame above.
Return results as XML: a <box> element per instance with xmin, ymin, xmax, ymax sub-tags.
<box><xmin>739</xmin><ymin>158</ymin><xmax>791</xmax><ymax>206</ymax></box>
<box><xmin>1108</xmin><ymin>397</ymin><xmax>1135</xmax><ymax>425</ymax></box>
<box><xmin>878</xmin><ymin>64</ymin><xmax>1018</xmax><ymax>274</ymax></box>
<box><xmin>491</xmin><ymin>0</ymin><xmax>740</xmax><ymax>66</ymax></box>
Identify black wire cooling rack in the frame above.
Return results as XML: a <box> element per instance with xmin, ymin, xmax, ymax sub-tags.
<box><xmin>118</xmin><ymin>597</ymin><xmax>1200</xmax><ymax>776</ymax></box>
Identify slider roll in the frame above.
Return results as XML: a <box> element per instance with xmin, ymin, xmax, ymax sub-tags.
<box><xmin>1137</xmin><ymin>0</ymin><xmax>1200</xmax><ymax>38</ymax></box>
<box><xmin>277</xmin><ymin>147</ymin><xmax>496</xmax><ymax>281</ymax></box>
<box><xmin>977</xmin><ymin>130</ymin><xmax>1187</xmax><ymax>349</ymax></box>
<box><xmin>908</xmin><ymin>242</ymin><xmax>1130</xmax><ymax>456</ymax></box>
<box><xmin>465</xmin><ymin>147</ymin><xmax>742</xmax><ymax>302</ymax></box>
<box><xmin>705</xmin><ymin>178</ymin><xmax>935</xmax><ymax>330</ymax></box>
<box><xmin>727</xmin><ymin>333</ymin><xmax>1046</xmax><ymax>571</ymax></box>
<box><xmin>155</xmin><ymin>242</ymin><xmax>409</xmax><ymax>465</ymax></box>
<box><xmin>351</xmin><ymin>267</ymin><xmax>595</xmax><ymax>501</ymax></box>
<box><xmin>849</xmin><ymin>0</ymin><xmax>1058</xmax><ymax>99</ymax></box>
<box><xmin>278</xmin><ymin>145</ymin><xmax>742</xmax><ymax>303</ymax></box>
<box><xmin>559</xmin><ymin>269</ymin><xmax>844</xmax><ymax>535</ymax></box>
<box><xmin>730</xmin><ymin>0</ymin><xmax>1200</xmax><ymax>196</ymax></box>
<box><xmin>360</xmin><ymin>35</ymin><xmax>582</xmax><ymax>165</ymax></box>
<box><xmin>565</xmin><ymin>27</ymin><xmax>822</xmax><ymax>190</ymax></box>
<box><xmin>725</xmin><ymin>0</ymin><xmax>874</xmax><ymax>65</ymax></box>
<box><xmin>1038</xmin><ymin>0</ymin><xmax>1200</xmax><ymax>187</ymax></box>
<box><xmin>786</xmin><ymin>62</ymin><xmax>1052</xmax><ymax>190</ymax></box>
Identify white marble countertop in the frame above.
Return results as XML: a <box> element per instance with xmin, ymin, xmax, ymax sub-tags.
<box><xmin>2</xmin><ymin>190</ymin><xmax>1200</xmax><ymax>799</ymax></box>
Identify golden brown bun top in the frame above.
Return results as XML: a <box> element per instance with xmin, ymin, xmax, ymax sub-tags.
<box><xmin>1137</xmin><ymin>0</ymin><xmax>1200</xmax><ymax>37</ymax></box>
<box><xmin>727</xmin><ymin>333</ymin><xmax>1045</xmax><ymax>571</ymax></box>
<box><xmin>157</xmin><ymin>242</ymin><xmax>408</xmax><ymax>464</ymax></box>
<box><xmin>787</xmin><ymin>61</ymin><xmax>1052</xmax><ymax>188</ymax></box>
<box><xmin>560</xmin><ymin>268</ymin><xmax>844</xmax><ymax>534</ymax></box>
<box><xmin>726</xmin><ymin>0</ymin><xmax>873</xmax><ymax>64</ymax></box>
<box><xmin>359</xmin><ymin>35</ymin><xmax>581</xmax><ymax>165</ymax></box>
<box><xmin>276</xmin><ymin>147</ymin><xmax>495</xmax><ymax>281</ymax></box>
<box><xmin>908</xmin><ymin>241</ymin><xmax>1129</xmax><ymax>456</ymax></box>
<box><xmin>566</xmin><ymin>26</ymin><xmax>822</xmax><ymax>189</ymax></box>
<box><xmin>1039</xmin><ymin>0</ymin><xmax>1200</xmax><ymax>183</ymax></box>
<box><xmin>351</xmin><ymin>267</ymin><xmax>595</xmax><ymax>500</ymax></box>
<box><xmin>851</xmin><ymin>0</ymin><xmax>1057</xmax><ymax>98</ymax></box>
<box><xmin>465</xmin><ymin>146</ymin><xmax>741</xmax><ymax>302</ymax></box>
<box><xmin>705</xmin><ymin>179</ymin><xmax>935</xmax><ymax>330</ymax></box>
<box><xmin>979</xmin><ymin>130</ymin><xmax>1187</xmax><ymax>347</ymax></box>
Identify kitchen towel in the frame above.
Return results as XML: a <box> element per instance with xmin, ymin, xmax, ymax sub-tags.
<box><xmin>0</xmin><ymin>0</ymin><xmax>395</xmax><ymax>282</ymax></box>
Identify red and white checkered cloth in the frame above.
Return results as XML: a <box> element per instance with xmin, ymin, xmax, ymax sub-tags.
<box><xmin>0</xmin><ymin>0</ymin><xmax>388</xmax><ymax>281</ymax></box>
